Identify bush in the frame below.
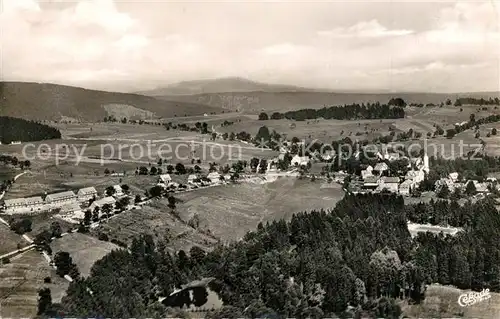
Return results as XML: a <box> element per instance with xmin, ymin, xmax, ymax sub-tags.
<box><xmin>2</xmin><ymin>257</ymin><xmax>10</xmax><ymax>264</ymax></box>
<box><xmin>44</xmin><ymin>277</ymin><xmax>52</xmax><ymax>283</ymax></box>
<box><xmin>98</xmin><ymin>233</ymin><xmax>109</xmax><ymax>241</ymax></box>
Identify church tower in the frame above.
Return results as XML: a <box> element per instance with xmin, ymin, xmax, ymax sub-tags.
<box><xmin>423</xmin><ymin>152</ymin><xmax>430</xmax><ymax>173</ymax></box>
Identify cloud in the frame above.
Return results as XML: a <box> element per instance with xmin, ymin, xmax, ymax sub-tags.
<box><xmin>318</xmin><ymin>19</ymin><xmax>414</xmax><ymax>38</ymax></box>
<box><xmin>1</xmin><ymin>0</ymin><xmax>499</xmax><ymax>92</ymax></box>
<box><xmin>114</xmin><ymin>35</ymin><xmax>149</xmax><ymax>50</ymax></box>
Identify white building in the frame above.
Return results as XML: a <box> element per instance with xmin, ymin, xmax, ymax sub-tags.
<box><xmin>361</xmin><ymin>165</ymin><xmax>374</xmax><ymax>180</ymax></box>
<box><xmin>112</xmin><ymin>185</ymin><xmax>123</xmax><ymax>197</ymax></box>
<box><xmin>77</xmin><ymin>187</ymin><xmax>97</xmax><ymax>202</ymax></box>
<box><xmin>207</xmin><ymin>172</ymin><xmax>221</xmax><ymax>183</ymax></box>
<box><xmin>59</xmin><ymin>202</ymin><xmax>84</xmax><ymax>222</ymax></box>
<box><xmin>363</xmin><ymin>176</ymin><xmax>380</xmax><ymax>189</ymax></box>
<box><xmin>435</xmin><ymin>178</ymin><xmax>455</xmax><ymax>192</ymax></box>
<box><xmin>473</xmin><ymin>180</ymin><xmax>489</xmax><ymax>193</ymax></box>
<box><xmin>291</xmin><ymin>155</ymin><xmax>310</xmax><ymax>167</ymax></box>
<box><xmin>449</xmin><ymin>172</ymin><xmax>459</xmax><ymax>182</ymax></box>
<box><xmin>377</xmin><ymin>177</ymin><xmax>399</xmax><ymax>193</ymax></box>
<box><xmin>3</xmin><ymin>196</ymin><xmax>44</xmax><ymax>214</ymax></box>
<box><xmin>405</xmin><ymin>170</ymin><xmax>425</xmax><ymax>183</ymax></box>
<box><xmin>45</xmin><ymin>191</ymin><xmax>77</xmax><ymax>205</ymax></box>
<box><xmin>89</xmin><ymin>196</ymin><xmax>116</xmax><ymax>212</ymax></box>
<box><xmin>188</xmin><ymin>174</ymin><xmax>199</xmax><ymax>184</ymax></box>
<box><xmin>110</xmin><ymin>172</ymin><xmax>125</xmax><ymax>177</ymax></box>
<box><xmin>399</xmin><ymin>180</ymin><xmax>414</xmax><ymax>196</ymax></box>
<box><xmin>25</xmin><ymin>196</ymin><xmax>44</xmax><ymax>210</ymax></box>
<box><xmin>158</xmin><ymin>174</ymin><xmax>172</xmax><ymax>184</ymax></box>
<box><xmin>374</xmin><ymin>162</ymin><xmax>389</xmax><ymax>174</ymax></box>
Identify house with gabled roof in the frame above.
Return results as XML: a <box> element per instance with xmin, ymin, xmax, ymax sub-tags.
<box><xmin>158</xmin><ymin>174</ymin><xmax>172</xmax><ymax>184</ymax></box>
<box><xmin>361</xmin><ymin>165</ymin><xmax>374</xmax><ymax>180</ymax></box>
<box><xmin>45</xmin><ymin>191</ymin><xmax>76</xmax><ymax>205</ymax></box>
<box><xmin>77</xmin><ymin>187</ymin><xmax>97</xmax><ymax>202</ymax></box>
<box><xmin>112</xmin><ymin>185</ymin><xmax>123</xmax><ymax>197</ymax></box>
<box><xmin>405</xmin><ymin>170</ymin><xmax>424</xmax><ymax>183</ymax></box>
<box><xmin>89</xmin><ymin>196</ymin><xmax>116</xmax><ymax>212</ymax></box>
<box><xmin>363</xmin><ymin>176</ymin><xmax>379</xmax><ymax>189</ymax></box>
<box><xmin>373</xmin><ymin>162</ymin><xmax>389</xmax><ymax>174</ymax></box>
<box><xmin>207</xmin><ymin>172</ymin><xmax>221</xmax><ymax>183</ymax></box>
<box><xmin>377</xmin><ymin>176</ymin><xmax>399</xmax><ymax>193</ymax></box>
<box><xmin>399</xmin><ymin>180</ymin><xmax>414</xmax><ymax>196</ymax></box>
<box><xmin>291</xmin><ymin>155</ymin><xmax>310</xmax><ymax>167</ymax></box>
<box><xmin>188</xmin><ymin>174</ymin><xmax>199</xmax><ymax>184</ymax></box>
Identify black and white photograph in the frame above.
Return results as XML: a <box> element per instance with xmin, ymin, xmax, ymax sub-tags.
<box><xmin>0</xmin><ymin>0</ymin><xmax>500</xmax><ymax>318</ymax></box>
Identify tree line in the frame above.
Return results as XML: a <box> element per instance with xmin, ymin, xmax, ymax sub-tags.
<box><xmin>0</xmin><ymin>116</ymin><xmax>61</xmax><ymax>143</ymax></box>
<box><xmin>259</xmin><ymin>102</ymin><xmax>405</xmax><ymax>122</ymax></box>
<box><xmin>454</xmin><ymin>97</ymin><xmax>500</xmax><ymax>106</ymax></box>
<box><xmin>38</xmin><ymin>191</ymin><xmax>500</xmax><ymax>318</ymax></box>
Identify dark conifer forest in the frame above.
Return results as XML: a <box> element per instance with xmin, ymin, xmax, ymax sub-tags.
<box><xmin>53</xmin><ymin>193</ymin><xmax>500</xmax><ymax>318</ymax></box>
<box><xmin>0</xmin><ymin>116</ymin><xmax>61</xmax><ymax>143</ymax></box>
<box><xmin>268</xmin><ymin>103</ymin><xmax>405</xmax><ymax>121</ymax></box>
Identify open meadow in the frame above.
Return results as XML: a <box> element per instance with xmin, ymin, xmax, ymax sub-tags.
<box><xmin>174</xmin><ymin>177</ymin><xmax>345</xmax><ymax>242</ymax></box>
<box><xmin>0</xmin><ymin>250</ymin><xmax>68</xmax><ymax>318</ymax></box>
<box><xmin>94</xmin><ymin>177</ymin><xmax>344</xmax><ymax>249</ymax></box>
<box><xmin>50</xmin><ymin>233</ymin><xmax>121</xmax><ymax>278</ymax></box>
<box><xmin>0</xmin><ymin>225</ymin><xmax>28</xmax><ymax>256</ymax></box>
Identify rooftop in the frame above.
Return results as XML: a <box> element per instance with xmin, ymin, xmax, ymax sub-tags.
<box><xmin>78</xmin><ymin>187</ymin><xmax>97</xmax><ymax>195</ymax></box>
<box><xmin>381</xmin><ymin>177</ymin><xmax>399</xmax><ymax>184</ymax></box>
<box><xmin>46</xmin><ymin>191</ymin><xmax>76</xmax><ymax>200</ymax></box>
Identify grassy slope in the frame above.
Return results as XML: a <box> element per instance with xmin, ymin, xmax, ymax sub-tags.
<box><xmin>0</xmin><ymin>250</ymin><xmax>68</xmax><ymax>318</ymax></box>
<box><xmin>0</xmin><ymin>82</ymin><xmax>223</xmax><ymax>121</ymax></box>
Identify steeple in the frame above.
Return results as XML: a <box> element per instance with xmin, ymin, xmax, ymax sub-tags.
<box><xmin>423</xmin><ymin>150</ymin><xmax>429</xmax><ymax>173</ymax></box>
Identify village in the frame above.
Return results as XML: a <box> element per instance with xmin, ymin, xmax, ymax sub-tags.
<box><xmin>3</xmin><ymin>139</ymin><xmax>499</xmax><ymax>227</ymax></box>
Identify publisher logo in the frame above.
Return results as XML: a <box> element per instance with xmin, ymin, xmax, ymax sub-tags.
<box><xmin>458</xmin><ymin>288</ymin><xmax>491</xmax><ymax>307</ymax></box>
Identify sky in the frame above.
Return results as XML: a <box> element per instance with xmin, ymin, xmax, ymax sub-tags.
<box><xmin>1</xmin><ymin>0</ymin><xmax>499</xmax><ymax>93</ymax></box>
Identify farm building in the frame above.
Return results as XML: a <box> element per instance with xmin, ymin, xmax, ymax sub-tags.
<box><xmin>89</xmin><ymin>196</ymin><xmax>116</xmax><ymax>212</ymax></box>
<box><xmin>110</xmin><ymin>172</ymin><xmax>125</xmax><ymax>177</ymax></box>
<box><xmin>373</xmin><ymin>162</ymin><xmax>389</xmax><ymax>174</ymax></box>
<box><xmin>207</xmin><ymin>172</ymin><xmax>221</xmax><ymax>183</ymax></box>
<box><xmin>59</xmin><ymin>202</ymin><xmax>84</xmax><ymax>222</ymax></box>
<box><xmin>291</xmin><ymin>155</ymin><xmax>310</xmax><ymax>167</ymax></box>
<box><xmin>112</xmin><ymin>185</ymin><xmax>124</xmax><ymax>197</ymax></box>
<box><xmin>363</xmin><ymin>176</ymin><xmax>379</xmax><ymax>189</ymax></box>
<box><xmin>188</xmin><ymin>174</ymin><xmax>199</xmax><ymax>184</ymax></box>
<box><xmin>26</xmin><ymin>196</ymin><xmax>44</xmax><ymax>206</ymax></box>
<box><xmin>158</xmin><ymin>174</ymin><xmax>172</xmax><ymax>184</ymax></box>
<box><xmin>377</xmin><ymin>177</ymin><xmax>399</xmax><ymax>193</ymax></box>
<box><xmin>77</xmin><ymin>187</ymin><xmax>98</xmax><ymax>202</ymax></box>
<box><xmin>399</xmin><ymin>180</ymin><xmax>414</xmax><ymax>196</ymax></box>
<box><xmin>435</xmin><ymin>178</ymin><xmax>455</xmax><ymax>192</ymax></box>
<box><xmin>3</xmin><ymin>198</ymin><xmax>27</xmax><ymax>211</ymax></box>
<box><xmin>361</xmin><ymin>165</ymin><xmax>374</xmax><ymax>179</ymax></box>
<box><xmin>3</xmin><ymin>196</ymin><xmax>44</xmax><ymax>214</ymax></box>
<box><xmin>449</xmin><ymin>172</ymin><xmax>459</xmax><ymax>182</ymax></box>
<box><xmin>473</xmin><ymin>180</ymin><xmax>489</xmax><ymax>193</ymax></box>
<box><xmin>405</xmin><ymin>170</ymin><xmax>425</xmax><ymax>183</ymax></box>
<box><xmin>45</xmin><ymin>191</ymin><xmax>76</xmax><ymax>205</ymax></box>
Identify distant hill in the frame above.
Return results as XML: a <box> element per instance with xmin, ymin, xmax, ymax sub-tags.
<box><xmin>0</xmin><ymin>82</ymin><xmax>223</xmax><ymax>122</ymax></box>
<box><xmin>155</xmin><ymin>91</ymin><xmax>500</xmax><ymax>113</ymax></box>
<box><xmin>137</xmin><ymin>77</ymin><xmax>313</xmax><ymax>96</ymax></box>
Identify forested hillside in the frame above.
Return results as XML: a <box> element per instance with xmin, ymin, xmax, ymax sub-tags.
<box><xmin>0</xmin><ymin>116</ymin><xmax>61</xmax><ymax>143</ymax></box>
<box><xmin>47</xmin><ymin>193</ymin><xmax>500</xmax><ymax>318</ymax></box>
<box><xmin>0</xmin><ymin>82</ymin><xmax>222</xmax><ymax>121</ymax></box>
